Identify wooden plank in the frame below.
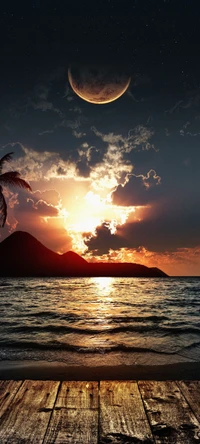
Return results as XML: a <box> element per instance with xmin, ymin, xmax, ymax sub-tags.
<box><xmin>100</xmin><ymin>380</ymin><xmax>153</xmax><ymax>443</ymax></box>
<box><xmin>43</xmin><ymin>381</ymin><xmax>98</xmax><ymax>444</ymax></box>
<box><xmin>0</xmin><ymin>380</ymin><xmax>59</xmax><ymax>443</ymax></box>
<box><xmin>139</xmin><ymin>381</ymin><xmax>200</xmax><ymax>443</ymax></box>
<box><xmin>178</xmin><ymin>381</ymin><xmax>200</xmax><ymax>422</ymax></box>
<box><xmin>0</xmin><ymin>380</ymin><xmax>22</xmax><ymax>418</ymax></box>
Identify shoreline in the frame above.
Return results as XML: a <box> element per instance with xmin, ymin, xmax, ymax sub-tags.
<box><xmin>0</xmin><ymin>360</ymin><xmax>200</xmax><ymax>380</ymax></box>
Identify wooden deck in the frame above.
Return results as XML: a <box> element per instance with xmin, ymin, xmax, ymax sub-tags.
<box><xmin>0</xmin><ymin>381</ymin><xmax>200</xmax><ymax>443</ymax></box>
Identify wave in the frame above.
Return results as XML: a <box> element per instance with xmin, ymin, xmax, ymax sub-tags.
<box><xmin>184</xmin><ymin>341</ymin><xmax>200</xmax><ymax>350</ymax></box>
<box><xmin>0</xmin><ymin>282</ymin><xmax>12</xmax><ymax>288</ymax></box>
<box><xmin>13</xmin><ymin>312</ymin><xmax>170</xmax><ymax>322</ymax></box>
<box><xmin>20</xmin><ymin>311</ymin><xmax>81</xmax><ymax>321</ymax></box>
<box><xmin>0</xmin><ymin>277</ymin><xmax>199</xmax><ymax>359</ymax></box>
<box><xmin>8</xmin><ymin>313</ymin><xmax>170</xmax><ymax>325</ymax></box>
<box><xmin>111</xmin><ymin>315</ymin><xmax>169</xmax><ymax>323</ymax></box>
<box><xmin>3</xmin><ymin>323</ymin><xmax>200</xmax><ymax>337</ymax></box>
<box><xmin>0</xmin><ymin>340</ymin><xmax>178</xmax><ymax>355</ymax></box>
<box><xmin>182</xmin><ymin>286</ymin><xmax>200</xmax><ymax>293</ymax></box>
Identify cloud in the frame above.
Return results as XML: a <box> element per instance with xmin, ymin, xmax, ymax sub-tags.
<box><xmin>29</xmin><ymin>73</ymin><xmax>69</xmax><ymax>117</ymax></box>
<box><xmin>180</xmin><ymin>121</ymin><xmax>191</xmax><ymax>136</ymax></box>
<box><xmin>126</xmin><ymin>90</ymin><xmax>139</xmax><ymax>102</ymax></box>
<box><xmin>112</xmin><ymin>170</ymin><xmax>161</xmax><ymax>206</ymax></box>
<box><xmin>0</xmin><ymin>186</ymin><xmax>73</xmax><ymax>254</ymax></box>
<box><xmin>180</xmin><ymin>121</ymin><xmax>200</xmax><ymax>137</ymax></box>
<box><xmin>165</xmin><ymin>87</ymin><xmax>200</xmax><ymax>115</ymax></box>
<box><xmin>23</xmin><ymin>80</ymin><xmax>87</xmax><ymax>138</ymax></box>
<box><xmin>165</xmin><ymin>100</ymin><xmax>183</xmax><ymax>114</ymax></box>
<box><xmin>66</xmin><ymin>96</ymin><xmax>74</xmax><ymax>102</ymax></box>
<box><xmin>33</xmin><ymin>189</ymin><xmax>61</xmax><ymax>206</ymax></box>
<box><xmin>76</xmin><ymin>160</ymin><xmax>91</xmax><ymax>178</ymax></box>
<box><xmin>185</xmin><ymin>131</ymin><xmax>200</xmax><ymax>137</ymax></box>
<box><xmin>147</xmin><ymin>115</ymin><xmax>153</xmax><ymax>124</ymax></box>
<box><xmin>165</xmin><ymin>128</ymin><xmax>170</xmax><ymax>137</ymax></box>
<box><xmin>69</xmin><ymin>106</ymin><xmax>82</xmax><ymax>114</ymax></box>
<box><xmin>91</xmin><ymin>124</ymin><xmax>156</xmax><ymax>153</ymax></box>
<box><xmin>90</xmin><ymin>144</ymin><xmax>133</xmax><ymax>191</ymax></box>
<box><xmin>84</xmin><ymin>222</ymin><xmax>123</xmax><ymax>256</ymax></box>
<box><xmin>73</xmin><ymin>130</ymin><xmax>87</xmax><ymax>138</ymax></box>
<box><xmin>84</xmin><ymin>198</ymin><xmax>200</xmax><ymax>255</ymax></box>
<box><xmin>45</xmin><ymin>160</ymin><xmax>79</xmax><ymax>181</ymax></box>
<box><xmin>91</xmin><ymin>126</ymin><xmax>125</xmax><ymax>144</ymax></box>
<box><xmin>85</xmin><ymin>244</ymin><xmax>200</xmax><ymax>277</ymax></box>
<box><xmin>1</xmin><ymin>140</ymin><xmax>110</xmax><ymax>186</ymax></box>
<box><xmin>63</xmin><ymin>84</ymin><xmax>74</xmax><ymax>101</ymax></box>
<box><xmin>8</xmin><ymin>188</ymin><xmax>60</xmax><ymax>219</ymax></box>
<box><xmin>38</xmin><ymin>129</ymin><xmax>54</xmax><ymax>136</ymax></box>
<box><xmin>30</xmin><ymin>93</ymin><xmax>63</xmax><ymax>117</ymax></box>
<box><xmin>1</xmin><ymin>142</ymin><xmax>79</xmax><ymax>182</ymax></box>
<box><xmin>24</xmin><ymin>198</ymin><xmax>59</xmax><ymax>217</ymax></box>
<box><xmin>57</xmin><ymin>115</ymin><xmax>87</xmax><ymax>130</ymax></box>
<box><xmin>1</xmin><ymin>136</ymin><xmax>160</xmax><ymax>227</ymax></box>
<box><xmin>0</xmin><ymin>141</ymin><xmax>75</xmax><ymax>253</ymax></box>
<box><xmin>182</xmin><ymin>88</ymin><xmax>200</xmax><ymax>109</ymax></box>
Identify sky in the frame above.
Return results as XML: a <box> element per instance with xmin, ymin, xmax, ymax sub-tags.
<box><xmin>0</xmin><ymin>0</ymin><xmax>200</xmax><ymax>276</ymax></box>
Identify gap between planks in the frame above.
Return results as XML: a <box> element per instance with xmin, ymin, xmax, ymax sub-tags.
<box><xmin>0</xmin><ymin>380</ymin><xmax>199</xmax><ymax>443</ymax></box>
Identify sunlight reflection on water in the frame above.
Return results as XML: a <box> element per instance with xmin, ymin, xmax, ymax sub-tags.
<box><xmin>92</xmin><ymin>277</ymin><xmax>114</xmax><ymax>298</ymax></box>
<box><xmin>0</xmin><ymin>277</ymin><xmax>200</xmax><ymax>364</ymax></box>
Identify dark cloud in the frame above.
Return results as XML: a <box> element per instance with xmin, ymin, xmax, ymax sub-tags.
<box><xmin>76</xmin><ymin>160</ymin><xmax>91</xmax><ymax>178</ymax></box>
<box><xmin>88</xmin><ymin>147</ymin><xmax>103</xmax><ymax>167</ymax></box>
<box><xmin>33</xmin><ymin>189</ymin><xmax>61</xmax><ymax>206</ymax></box>
<box><xmin>57</xmin><ymin>167</ymin><xmax>67</xmax><ymax>176</ymax></box>
<box><xmin>14</xmin><ymin>191</ymin><xmax>59</xmax><ymax>217</ymax></box>
<box><xmin>112</xmin><ymin>170</ymin><xmax>161</xmax><ymax>206</ymax></box>
<box><xmin>29</xmin><ymin>199</ymin><xmax>58</xmax><ymax>217</ymax></box>
<box><xmin>84</xmin><ymin>199</ymin><xmax>200</xmax><ymax>255</ymax></box>
<box><xmin>84</xmin><ymin>222</ymin><xmax>124</xmax><ymax>256</ymax></box>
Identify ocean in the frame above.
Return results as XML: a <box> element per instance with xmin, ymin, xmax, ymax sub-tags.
<box><xmin>0</xmin><ymin>277</ymin><xmax>200</xmax><ymax>367</ymax></box>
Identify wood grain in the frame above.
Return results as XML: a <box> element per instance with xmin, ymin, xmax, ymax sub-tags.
<box><xmin>139</xmin><ymin>381</ymin><xmax>200</xmax><ymax>443</ymax></box>
<box><xmin>0</xmin><ymin>379</ymin><xmax>200</xmax><ymax>443</ymax></box>
<box><xmin>0</xmin><ymin>380</ymin><xmax>22</xmax><ymax>418</ymax></box>
<box><xmin>100</xmin><ymin>380</ymin><xmax>153</xmax><ymax>443</ymax></box>
<box><xmin>178</xmin><ymin>381</ymin><xmax>200</xmax><ymax>422</ymax></box>
<box><xmin>43</xmin><ymin>381</ymin><xmax>98</xmax><ymax>444</ymax></box>
<box><xmin>0</xmin><ymin>379</ymin><xmax>59</xmax><ymax>443</ymax></box>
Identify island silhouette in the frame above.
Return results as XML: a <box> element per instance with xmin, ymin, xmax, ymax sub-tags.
<box><xmin>0</xmin><ymin>231</ymin><xmax>168</xmax><ymax>277</ymax></box>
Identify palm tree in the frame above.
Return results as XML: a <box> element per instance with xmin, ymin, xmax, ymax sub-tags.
<box><xmin>0</xmin><ymin>152</ymin><xmax>32</xmax><ymax>227</ymax></box>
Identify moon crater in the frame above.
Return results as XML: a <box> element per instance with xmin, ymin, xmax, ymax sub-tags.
<box><xmin>68</xmin><ymin>65</ymin><xmax>131</xmax><ymax>104</ymax></box>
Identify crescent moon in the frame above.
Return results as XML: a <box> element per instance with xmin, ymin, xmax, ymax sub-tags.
<box><xmin>68</xmin><ymin>68</ymin><xmax>131</xmax><ymax>105</ymax></box>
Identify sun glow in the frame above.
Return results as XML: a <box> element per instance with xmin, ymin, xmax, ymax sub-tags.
<box><xmin>59</xmin><ymin>188</ymin><xmax>143</xmax><ymax>254</ymax></box>
<box><xmin>64</xmin><ymin>190</ymin><xmax>137</xmax><ymax>233</ymax></box>
<box><xmin>65</xmin><ymin>191</ymin><xmax>107</xmax><ymax>234</ymax></box>
<box><xmin>84</xmin><ymin>191</ymin><xmax>105</xmax><ymax>209</ymax></box>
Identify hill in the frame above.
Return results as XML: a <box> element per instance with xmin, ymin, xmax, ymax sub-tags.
<box><xmin>0</xmin><ymin>231</ymin><xmax>168</xmax><ymax>277</ymax></box>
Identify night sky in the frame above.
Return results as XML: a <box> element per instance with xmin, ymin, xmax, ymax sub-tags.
<box><xmin>0</xmin><ymin>0</ymin><xmax>200</xmax><ymax>275</ymax></box>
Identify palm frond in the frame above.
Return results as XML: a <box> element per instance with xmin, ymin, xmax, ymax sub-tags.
<box><xmin>0</xmin><ymin>187</ymin><xmax>7</xmax><ymax>227</ymax></box>
<box><xmin>0</xmin><ymin>172</ymin><xmax>32</xmax><ymax>191</ymax></box>
<box><xmin>0</xmin><ymin>152</ymin><xmax>14</xmax><ymax>174</ymax></box>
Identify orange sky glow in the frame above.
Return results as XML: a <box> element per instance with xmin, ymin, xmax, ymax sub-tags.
<box><xmin>1</xmin><ymin>142</ymin><xmax>199</xmax><ymax>277</ymax></box>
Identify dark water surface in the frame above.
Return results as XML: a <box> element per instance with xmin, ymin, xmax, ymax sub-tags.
<box><xmin>0</xmin><ymin>277</ymin><xmax>199</xmax><ymax>366</ymax></box>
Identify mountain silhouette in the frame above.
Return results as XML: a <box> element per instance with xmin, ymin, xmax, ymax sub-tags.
<box><xmin>0</xmin><ymin>231</ymin><xmax>168</xmax><ymax>277</ymax></box>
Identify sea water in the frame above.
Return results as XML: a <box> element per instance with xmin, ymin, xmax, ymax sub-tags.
<box><xmin>0</xmin><ymin>277</ymin><xmax>199</xmax><ymax>366</ymax></box>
